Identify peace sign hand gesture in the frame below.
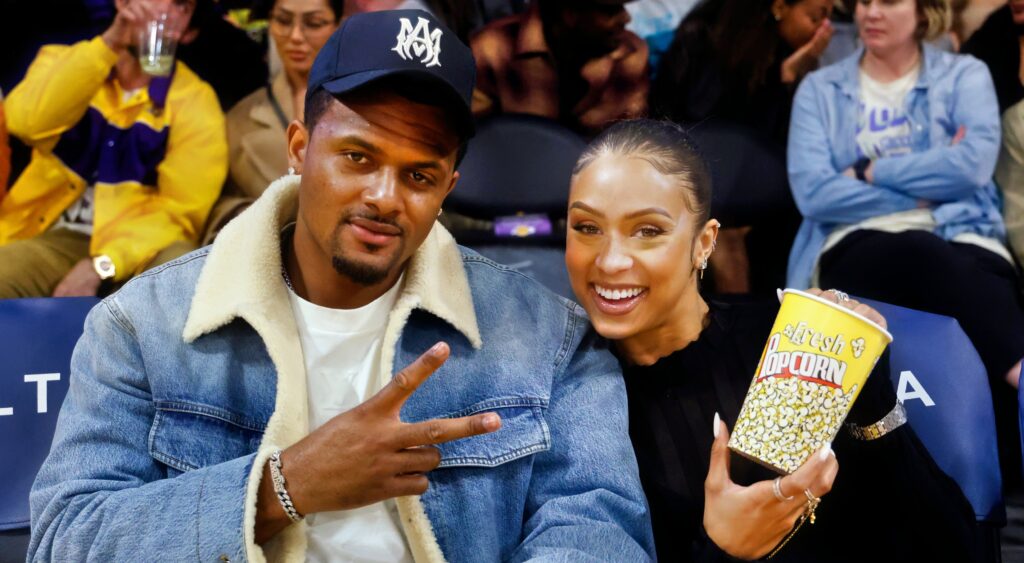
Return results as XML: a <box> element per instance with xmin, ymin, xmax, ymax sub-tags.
<box><xmin>256</xmin><ymin>342</ymin><xmax>502</xmax><ymax>543</ymax></box>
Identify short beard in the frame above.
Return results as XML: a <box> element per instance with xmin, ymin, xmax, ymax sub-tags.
<box><xmin>331</xmin><ymin>253</ymin><xmax>396</xmax><ymax>286</ymax></box>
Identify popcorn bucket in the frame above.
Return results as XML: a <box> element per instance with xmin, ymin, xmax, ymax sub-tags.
<box><xmin>727</xmin><ymin>289</ymin><xmax>893</xmax><ymax>474</ymax></box>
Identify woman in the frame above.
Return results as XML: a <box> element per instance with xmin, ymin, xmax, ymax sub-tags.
<box><xmin>650</xmin><ymin>0</ymin><xmax>833</xmax><ymax>294</ymax></box>
<box><xmin>787</xmin><ymin>0</ymin><xmax>1024</xmax><ymax>482</ymax></box>
<box><xmin>565</xmin><ymin>119</ymin><xmax>983</xmax><ymax>561</ymax></box>
<box><xmin>203</xmin><ymin>0</ymin><xmax>341</xmax><ymax>243</ymax></box>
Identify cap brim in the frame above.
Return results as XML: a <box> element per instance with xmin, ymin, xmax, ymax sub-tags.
<box><xmin>317</xmin><ymin>69</ymin><xmax>475</xmax><ymax>138</ymax></box>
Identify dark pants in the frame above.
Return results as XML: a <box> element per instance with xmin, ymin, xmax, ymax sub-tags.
<box><xmin>820</xmin><ymin>229</ymin><xmax>1024</xmax><ymax>486</ymax></box>
<box><xmin>0</xmin><ymin>228</ymin><xmax>196</xmax><ymax>298</ymax></box>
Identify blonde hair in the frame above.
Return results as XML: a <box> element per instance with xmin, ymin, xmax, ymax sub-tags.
<box><xmin>916</xmin><ymin>0</ymin><xmax>952</xmax><ymax>41</ymax></box>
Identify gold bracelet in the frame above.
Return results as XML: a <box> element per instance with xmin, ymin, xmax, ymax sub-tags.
<box><xmin>767</xmin><ymin>491</ymin><xmax>821</xmax><ymax>559</ymax></box>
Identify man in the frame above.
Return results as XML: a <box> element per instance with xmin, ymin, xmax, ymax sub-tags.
<box><xmin>0</xmin><ymin>0</ymin><xmax>226</xmax><ymax>298</ymax></box>
<box><xmin>471</xmin><ymin>0</ymin><xmax>649</xmax><ymax>135</ymax></box>
<box><xmin>29</xmin><ymin>9</ymin><xmax>654</xmax><ymax>562</ymax></box>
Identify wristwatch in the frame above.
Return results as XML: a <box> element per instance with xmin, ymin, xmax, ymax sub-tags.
<box><xmin>846</xmin><ymin>402</ymin><xmax>907</xmax><ymax>440</ymax></box>
<box><xmin>853</xmin><ymin>158</ymin><xmax>871</xmax><ymax>182</ymax></box>
<box><xmin>92</xmin><ymin>255</ymin><xmax>116</xmax><ymax>281</ymax></box>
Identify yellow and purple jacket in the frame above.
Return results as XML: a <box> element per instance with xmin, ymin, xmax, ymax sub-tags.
<box><xmin>2</xmin><ymin>37</ymin><xmax>227</xmax><ymax>281</ymax></box>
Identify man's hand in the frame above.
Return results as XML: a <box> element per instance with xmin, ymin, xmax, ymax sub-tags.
<box><xmin>256</xmin><ymin>342</ymin><xmax>502</xmax><ymax>543</ymax></box>
<box><xmin>703</xmin><ymin>416</ymin><xmax>838</xmax><ymax>560</ymax></box>
<box><xmin>102</xmin><ymin>0</ymin><xmax>161</xmax><ymax>54</ymax></box>
<box><xmin>101</xmin><ymin>0</ymin><xmax>191</xmax><ymax>55</ymax></box>
<box><xmin>781</xmin><ymin>20</ymin><xmax>833</xmax><ymax>84</ymax></box>
<box><xmin>53</xmin><ymin>258</ymin><xmax>102</xmax><ymax>297</ymax></box>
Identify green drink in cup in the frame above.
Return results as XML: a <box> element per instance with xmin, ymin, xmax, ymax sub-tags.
<box><xmin>138</xmin><ymin>12</ymin><xmax>179</xmax><ymax>76</ymax></box>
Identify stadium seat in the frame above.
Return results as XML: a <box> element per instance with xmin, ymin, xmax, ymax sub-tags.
<box><xmin>446</xmin><ymin>114</ymin><xmax>587</xmax><ymax>300</ymax></box>
<box><xmin>862</xmin><ymin>299</ymin><xmax>1004</xmax><ymax>521</ymax></box>
<box><xmin>863</xmin><ymin>298</ymin><xmax>1004</xmax><ymax>559</ymax></box>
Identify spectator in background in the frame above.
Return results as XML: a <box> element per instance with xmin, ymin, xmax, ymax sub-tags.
<box><xmin>203</xmin><ymin>0</ymin><xmax>340</xmax><ymax>243</ymax></box>
<box><xmin>650</xmin><ymin>0</ymin><xmax>833</xmax><ymax>294</ymax></box>
<box><xmin>788</xmin><ymin>0</ymin><xmax>1024</xmax><ymax>483</ymax></box>
<box><xmin>471</xmin><ymin>0</ymin><xmax>649</xmax><ymax>135</ymax></box>
<box><xmin>624</xmin><ymin>0</ymin><xmax>699</xmax><ymax>71</ymax></box>
<box><xmin>962</xmin><ymin>0</ymin><xmax>1024</xmax><ymax>115</ymax></box>
<box><xmin>965</xmin><ymin>0</ymin><xmax>1024</xmax><ymax>270</ymax></box>
<box><xmin>0</xmin><ymin>89</ymin><xmax>9</xmax><ymax>196</ymax></box>
<box><xmin>0</xmin><ymin>0</ymin><xmax>227</xmax><ymax>298</ymax></box>
<box><xmin>177</xmin><ymin>0</ymin><xmax>268</xmax><ymax>111</ymax></box>
<box><xmin>998</xmin><ymin>100</ymin><xmax>1024</xmax><ymax>267</ymax></box>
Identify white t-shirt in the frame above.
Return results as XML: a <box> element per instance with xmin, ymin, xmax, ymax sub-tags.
<box><xmin>855</xmin><ymin>66</ymin><xmax>919</xmax><ymax>160</ymax></box>
<box><xmin>52</xmin><ymin>186</ymin><xmax>95</xmax><ymax>235</ymax></box>
<box><xmin>287</xmin><ymin>276</ymin><xmax>414</xmax><ymax>563</ymax></box>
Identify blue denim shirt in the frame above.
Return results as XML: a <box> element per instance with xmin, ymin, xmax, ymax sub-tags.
<box><xmin>28</xmin><ymin>177</ymin><xmax>655</xmax><ymax>562</ymax></box>
<box><xmin>786</xmin><ymin>45</ymin><xmax>1005</xmax><ymax>288</ymax></box>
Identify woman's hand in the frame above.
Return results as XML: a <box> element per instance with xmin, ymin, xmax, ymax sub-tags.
<box><xmin>806</xmin><ymin>288</ymin><xmax>887</xmax><ymax>330</ymax></box>
<box><xmin>781</xmin><ymin>20</ymin><xmax>833</xmax><ymax>84</ymax></box>
<box><xmin>703</xmin><ymin>415</ymin><xmax>839</xmax><ymax>560</ymax></box>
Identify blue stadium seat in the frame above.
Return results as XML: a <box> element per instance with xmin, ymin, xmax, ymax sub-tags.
<box><xmin>446</xmin><ymin>114</ymin><xmax>587</xmax><ymax>300</ymax></box>
<box><xmin>0</xmin><ymin>297</ymin><xmax>99</xmax><ymax>560</ymax></box>
<box><xmin>862</xmin><ymin>298</ymin><xmax>1004</xmax><ymax>525</ymax></box>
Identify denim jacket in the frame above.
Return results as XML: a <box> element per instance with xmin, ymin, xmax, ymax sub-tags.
<box><xmin>28</xmin><ymin>175</ymin><xmax>655</xmax><ymax>562</ymax></box>
<box><xmin>786</xmin><ymin>45</ymin><xmax>1005</xmax><ymax>288</ymax></box>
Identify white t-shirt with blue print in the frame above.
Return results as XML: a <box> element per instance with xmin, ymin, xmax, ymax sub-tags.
<box><xmin>856</xmin><ymin>67</ymin><xmax>919</xmax><ymax>160</ymax></box>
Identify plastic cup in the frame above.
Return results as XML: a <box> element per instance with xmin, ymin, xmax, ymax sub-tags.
<box><xmin>138</xmin><ymin>12</ymin><xmax>178</xmax><ymax>77</ymax></box>
<box><xmin>727</xmin><ymin>289</ymin><xmax>893</xmax><ymax>474</ymax></box>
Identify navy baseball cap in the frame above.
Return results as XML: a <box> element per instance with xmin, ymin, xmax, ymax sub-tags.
<box><xmin>306</xmin><ymin>9</ymin><xmax>476</xmax><ymax>137</ymax></box>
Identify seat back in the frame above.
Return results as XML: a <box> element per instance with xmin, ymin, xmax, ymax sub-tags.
<box><xmin>0</xmin><ymin>297</ymin><xmax>99</xmax><ymax>531</ymax></box>
<box><xmin>446</xmin><ymin>114</ymin><xmax>585</xmax><ymax>300</ymax></box>
<box><xmin>863</xmin><ymin>298</ymin><xmax>1004</xmax><ymax>523</ymax></box>
<box><xmin>448</xmin><ymin>113</ymin><xmax>586</xmax><ymax>218</ymax></box>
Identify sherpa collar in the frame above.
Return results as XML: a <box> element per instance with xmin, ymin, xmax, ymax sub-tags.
<box><xmin>183</xmin><ymin>173</ymin><xmax>481</xmax><ymax>349</ymax></box>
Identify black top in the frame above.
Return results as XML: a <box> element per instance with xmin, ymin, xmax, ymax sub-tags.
<box><xmin>623</xmin><ymin>301</ymin><xmax>984</xmax><ymax>562</ymax></box>
<box><xmin>961</xmin><ymin>5</ymin><xmax>1024</xmax><ymax>115</ymax></box>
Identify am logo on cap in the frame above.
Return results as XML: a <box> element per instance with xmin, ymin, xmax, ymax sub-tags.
<box><xmin>393</xmin><ymin>17</ymin><xmax>443</xmax><ymax>68</ymax></box>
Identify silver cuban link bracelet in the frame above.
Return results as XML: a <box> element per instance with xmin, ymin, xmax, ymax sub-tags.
<box><xmin>269</xmin><ymin>449</ymin><xmax>304</xmax><ymax>523</ymax></box>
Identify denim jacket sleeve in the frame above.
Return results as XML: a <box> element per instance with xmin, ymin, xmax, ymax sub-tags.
<box><xmin>872</xmin><ymin>58</ymin><xmax>1001</xmax><ymax>202</ymax></box>
<box><xmin>788</xmin><ymin>75</ymin><xmax>919</xmax><ymax>224</ymax></box>
<box><xmin>28</xmin><ymin>298</ymin><xmax>252</xmax><ymax>562</ymax></box>
<box><xmin>509</xmin><ymin>324</ymin><xmax>656</xmax><ymax>562</ymax></box>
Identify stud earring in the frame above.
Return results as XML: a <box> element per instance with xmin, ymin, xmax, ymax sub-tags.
<box><xmin>700</xmin><ymin>257</ymin><xmax>708</xmax><ymax>280</ymax></box>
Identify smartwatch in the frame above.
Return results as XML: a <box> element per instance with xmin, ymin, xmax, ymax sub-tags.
<box><xmin>853</xmin><ymin>158</ymin><xmax>871</xmax><ymax>182</ymax></box>
<box><xmin>92</xmin><ymin>255</ymin><xmax>116</xmax><ymax>281</ymax></box>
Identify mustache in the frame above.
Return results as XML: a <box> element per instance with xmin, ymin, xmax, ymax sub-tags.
<box><xmin>342</xmin><ymin>210</ymin><xmax>405</xmax><ymax>235</ymax></box>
